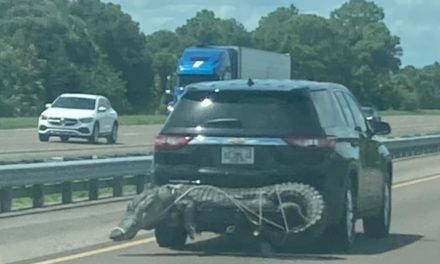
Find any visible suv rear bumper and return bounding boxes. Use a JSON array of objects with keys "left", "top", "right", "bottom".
[{"left": 153, "top": 165, "right": 348, "bottom": 226}]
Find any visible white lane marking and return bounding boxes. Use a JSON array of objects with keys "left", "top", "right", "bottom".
[{"left": 393, "top": 174, "right": 440, "bottom": 189}]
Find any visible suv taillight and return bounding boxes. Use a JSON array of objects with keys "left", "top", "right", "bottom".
[
  {"left": 154, "top": 134, "right": 193, "bottom": 150},
  {"left": 284, "top": 136, "right": 336, "bottom": 148}
]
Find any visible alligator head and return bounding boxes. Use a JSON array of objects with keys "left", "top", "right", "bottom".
[{"left": 110, "top": 185, "right": 175, "bottom": 241}]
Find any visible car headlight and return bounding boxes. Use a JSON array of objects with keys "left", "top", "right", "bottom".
[
  {"left": 79, "top": 118, "right": 94, "bottom": 123},
  {"left": 40, "top": 115, "right": 48, "bottom": 120}
]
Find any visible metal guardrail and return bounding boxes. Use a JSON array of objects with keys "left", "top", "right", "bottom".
[
  {"left": 0, "top": 156, "right": 152, "bottom": 213},
  {"left": 1, "top": 135, "right": 440, "bottom": 213},
  {"left": 382, "top": 135, "right": 440, "bottom": 158}
]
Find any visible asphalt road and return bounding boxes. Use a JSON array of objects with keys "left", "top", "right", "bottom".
[
  {"left": 1, "top": 115, "right": 440, "bottom": 162},
  {"left": 0, "top": 125, "right": 162, "bottom": 161},
  {"left": 1, "top": 155, "right": 440, "bottom": 264},
  {"left": 43, "top": 177, "right": 440, "bottom": 264}
]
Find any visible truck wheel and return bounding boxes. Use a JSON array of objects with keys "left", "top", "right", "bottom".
[
  {"left": 106, "top": 123, "right": 118, "bottom": 144},
  {"left": 88, "top": 123, "right": 99, "bottom": 144},
  {"left": 60, "top": 135, "right": 69, "bottom": 143},
  {"left": 325, "top": 178, "right": 356, "bottom": 251},
  {"left": 39, "top": 134, "right": 49, "bottom": 142},
  {"left": 155, "top": 223, "right": 187, "bottom": 249},
  {"left": 363, "top": 181, "right": 391, "bottom": 238}
]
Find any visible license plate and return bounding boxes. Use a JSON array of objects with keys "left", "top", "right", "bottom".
[
  {"left": 51, "top": 130, "right": 75, "bottom": 135},
  {"left": 221, "top": 147, "right": 254, "bottom": 165}
]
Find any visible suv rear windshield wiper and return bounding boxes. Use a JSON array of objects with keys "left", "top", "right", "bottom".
[{"left": 204, "top": 118, "right": 242, "bottom": 128}]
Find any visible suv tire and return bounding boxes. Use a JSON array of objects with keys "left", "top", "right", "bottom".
[
  {"left": 325, "top": 177, "right": 356, "bottom": 252},
  {"left": 155, "top": 223, "right": 187, "bottom": 249},
  {"left": 106, "top": 123, "right": 118, "bottom": 144},
  {"left": 60, "top": 135, "right": 69, "bottom": 143},
  {"left": 363, "top": 181, "right": 391, "bottom": 238},
  {"left": 39, "top": 134, "right": 49, "bottom": 142},
  {"left": 88, "top": 123, "right": 99, "bottom": 144}
]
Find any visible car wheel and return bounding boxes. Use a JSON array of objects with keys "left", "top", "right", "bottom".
[
  {"left": 39, "top": 134, "right": 49, "bottom": 142},
  {"left": 88, "top": 123, "right": 99, "bottom": 144},
  {"left": 60, "top": 135, "right": 69, "bottom": 143},
  {"left": 106, "top": 123, "right": 118, "bottom": 144},
  {"left": 154, "top": 222, "right": 187, "bottom": 249},
  {"left": 326, "top": 178, "right": 356, "bottom": 251},
  {"left": 363, "top": 180, "right": 391, "bottom": 238}
]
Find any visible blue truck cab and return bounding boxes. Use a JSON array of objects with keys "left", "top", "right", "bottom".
[{"left": 167, "top": 46, "right": 291, "bottom": 111}]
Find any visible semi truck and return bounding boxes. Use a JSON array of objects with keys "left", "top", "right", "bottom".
[{"left": 166, "top": 46, "right": 291, "bottom": 111}]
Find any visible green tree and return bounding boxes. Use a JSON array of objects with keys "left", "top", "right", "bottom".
[
  {"left": 0, "top": 39, "right": 45, "bottom": 116},
  {"left": 176, "top": 9, "right": 251, "bottom": 46},
  {"left": 330, "top": 0, "right": 402, "bottom": 105},
  {"left": 69, "top": 0, "right": 154, "bottom": 112}
]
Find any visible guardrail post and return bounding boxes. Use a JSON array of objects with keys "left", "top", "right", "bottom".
[
  {"left": 136, "top": 175, "right": 146, "bottom": 194},
  {"left": 0, "top": 187, "right": 12, "bottom": 213},
  {"left": 32, "top": 184, "right": 44, "bottom": 208},
  {"left": 113, "top": 176, "right": 123, "bottom": 197},
  {"left": 89, "top": 179, "right": 99, "bottom": 200},
  {"left": 62, "top": 181, "right": 72, "bottom": 204}
]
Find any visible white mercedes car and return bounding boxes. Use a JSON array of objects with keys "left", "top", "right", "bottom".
[{"left": 38, "top": 94, "right": 118, "bottom": 144}]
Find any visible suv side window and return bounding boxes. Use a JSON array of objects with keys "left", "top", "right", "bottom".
[
  {"left": 344, "top": 93, "right": 367, "bottom": 132},
  {"left": 310, "top": 90, "right": 346, "bottom": 128},
  {"left": 335, "top": 91, "right": 355, "bottom": 128}
]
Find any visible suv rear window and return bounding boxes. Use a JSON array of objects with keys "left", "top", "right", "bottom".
[{"left": 163, "top": 90, "right": 322, "bottom": 136}]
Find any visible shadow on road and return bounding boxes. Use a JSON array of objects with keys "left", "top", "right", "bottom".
[
  {"left": 348, "top": 233, "right": 423, "bottom": 255},
  {"left": 49, "top": 139, "right": 123, "bottom": 146},
  {"left": 121, "top": 232, "right": 422, "bottom": 261}
]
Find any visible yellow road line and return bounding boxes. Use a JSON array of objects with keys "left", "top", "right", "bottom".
[
  {"left": 393, "top": 174, "right": 440, "bottom": 189},
  {"left": 33, "top": 237, "right": 156, "bottom": 264},
  {"left": 35, "top": 173, "right": 440, "bottom": 264}
]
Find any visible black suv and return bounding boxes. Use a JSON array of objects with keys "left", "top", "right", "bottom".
[{"left": 153, "top": 79, "right": 392, "bottom": 250}]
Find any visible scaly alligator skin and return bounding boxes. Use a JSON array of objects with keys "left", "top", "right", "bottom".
[{"left": 110, "top": 182, "right": 324, "bottom": 241}]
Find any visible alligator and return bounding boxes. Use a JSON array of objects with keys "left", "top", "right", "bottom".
[{"left": 110, "top": 182, "right": 325, "bottom": 245}]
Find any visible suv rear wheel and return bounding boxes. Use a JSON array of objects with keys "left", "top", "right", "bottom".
[
  {"left": 154, "top": 223, "right": 187, "bottom": 249},
  {"left": 363, "top": 181, "right": 391, "bottom": 238},
  {"left": 325, "top": 177, "right": 356, "bottom": 251}
]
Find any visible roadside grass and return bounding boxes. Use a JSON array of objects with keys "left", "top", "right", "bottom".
[
  {"left": 3, "top": 110, "right": 440, "bottom": 130},
  {"left": 0, "top": 115, "right": 167, "bottom": 130},
  {"left": 380, "top": 109, "right": 440, "bottom": 116},
  {"left": 11, "top": 185, "right": 137, "bottom": 211}
]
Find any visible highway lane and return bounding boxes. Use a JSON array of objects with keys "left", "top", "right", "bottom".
[
  {"left": 1, "top": 115, "right": 440, "bottom": 162},
  {"left": 1, "top": 154, "right": 440, "bottom": 264},
  {"left": 31, "top": 169, "right": 440, "bottom": 264},
  {"left": 0, "top": 125, "right": 162, "bottom": 161}
]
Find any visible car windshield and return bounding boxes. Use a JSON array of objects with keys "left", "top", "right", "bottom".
[
  {"left": 52, "top": 97, "right": 96, "bottom": 110},
  {"left": 164, "top": 89, "right": 321, "bottom": 136},
  {"left": 178, "top": 74, "right": 220, "bottom": 87}
]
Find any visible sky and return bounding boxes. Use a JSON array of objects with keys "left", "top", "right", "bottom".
[{"left": 103, "top": 0, "right": 440, "bottom": 67}]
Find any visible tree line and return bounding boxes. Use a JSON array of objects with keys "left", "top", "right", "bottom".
[{"left": 0, "top": 0, "right": 438, "bottom": 117}]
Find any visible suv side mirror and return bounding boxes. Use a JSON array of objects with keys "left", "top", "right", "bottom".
[
  {"left": 373, "top": 121, "right": 391, "bottom": 135},
  {"left": 45, "top": 103, "right": 52, "bottom": 109},
  {"left": 98, "top": 106, "right": 107, "bottom": 112}
]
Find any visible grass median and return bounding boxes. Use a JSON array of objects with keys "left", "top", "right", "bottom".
[{"left": 0, "top": 115, "right": 167, "bottom": 130}]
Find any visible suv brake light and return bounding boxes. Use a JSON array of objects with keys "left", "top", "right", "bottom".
[
  {"left": 284, "top": 136, "right": 336, "bottom": 148},
  {"left": 155, "top": 134, "right": 193, "bottom": 150}
]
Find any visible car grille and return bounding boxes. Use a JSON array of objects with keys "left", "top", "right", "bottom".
[{"left": 48, "top": 118, "right": 78, "bottom": 126}]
